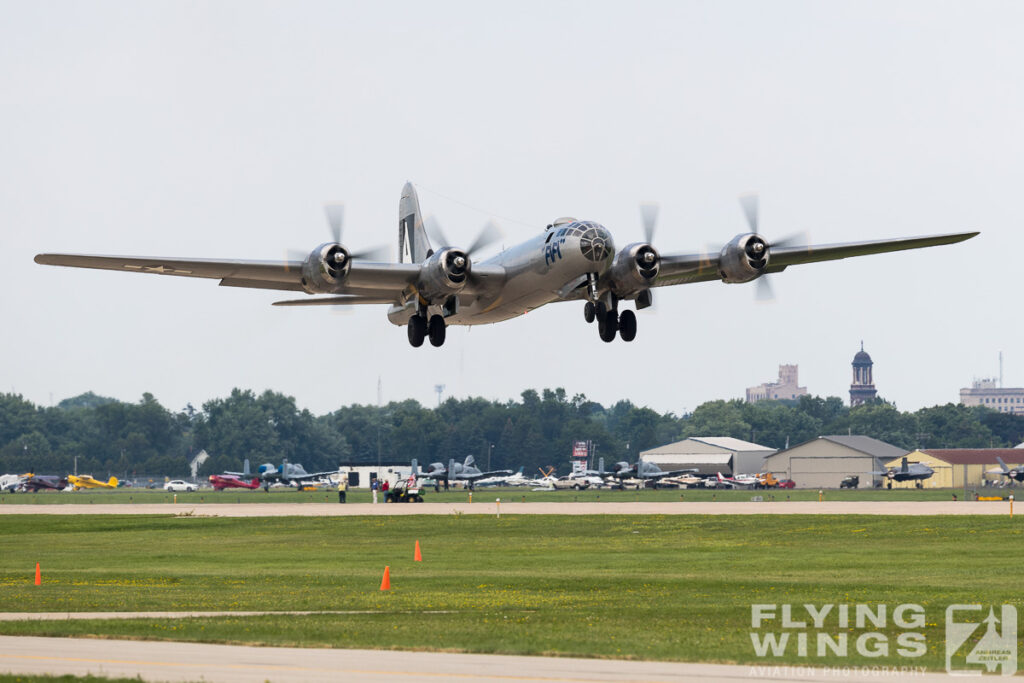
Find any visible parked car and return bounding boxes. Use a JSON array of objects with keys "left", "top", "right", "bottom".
[
  {"left": 777, "top": 479, "right": 797, "bottom": 489},
  {"left": 839, "top": 475, "right": 859, "bottom": 489},
  {"left": 164, "top": 480, "right": 196, "bottom": 492}
]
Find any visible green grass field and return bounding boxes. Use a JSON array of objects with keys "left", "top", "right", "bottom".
[
  {"left": 0, "top": 485, "right": 983, "bottom": 505},
  {"left": 0, "top": 513, "right": 1021, "bottom": 670}
]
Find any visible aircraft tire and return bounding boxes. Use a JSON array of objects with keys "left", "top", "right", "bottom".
[
  {"left": 618, "top": 310, "right": 637, "bottom": 342},
  {"left": 428, "top": 315, "right": 446, "bottom": 347},
  {"left": 408, "top": 315, "right": 427, "bottom": 347},
  {"left": 583, "top": 301, "right": 595, "bottom": 323},
  {"left": 599, "top": 310, "right": 618, "bottom": 342}
]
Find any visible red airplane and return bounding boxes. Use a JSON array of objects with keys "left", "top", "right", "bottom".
[{"left": 209, "top": 474, "right": 260, "bottom": 491}]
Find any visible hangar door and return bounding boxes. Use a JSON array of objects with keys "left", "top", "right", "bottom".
[{"left": 790, "top": 455, "right": 877, "bottom": 488}]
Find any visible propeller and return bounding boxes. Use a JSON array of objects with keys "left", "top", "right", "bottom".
[
  {"left": 425, "top": 215, "right": 504, "bottom": 257},
  {"left": 322, "top": 204, "right": 390, "bottom": 261},
  {"left": 639, "top": 202, "right": 659, "bottom": 243},
  {"left": 736, "top": 193, "right": 811, "bottom": 303},
  {"left": 285, "top": 203, "right": 390, "bottom": 269}
]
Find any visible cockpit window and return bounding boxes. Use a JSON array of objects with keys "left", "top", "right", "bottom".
[{"left": 546, "top": 217, "right": 577, "bottom": 232}]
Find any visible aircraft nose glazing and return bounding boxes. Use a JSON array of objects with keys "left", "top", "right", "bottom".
[{"left": 577, "top": 222, "right": 613, "bottom": 263}]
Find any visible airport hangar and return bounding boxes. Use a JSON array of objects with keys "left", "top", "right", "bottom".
[
  {"left": 761, "top": 435, "right": 907, "bottom": 488},
  {"left": 883, "top": 449, "right": 1024, "bottom": 489},
  {"left": 639, "top": 437, "right": 775, "bottom": 476}
]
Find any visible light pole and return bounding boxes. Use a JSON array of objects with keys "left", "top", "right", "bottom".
[{"left": 488, "top": 443, "right": 494, "bottom": 471}]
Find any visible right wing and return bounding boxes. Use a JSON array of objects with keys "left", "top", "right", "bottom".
[
  {"left": 34, "top": 253, "right": 422, "bottom": 295},
  {"left": 34, "top": 252, "right": 506, "bottom": 306}
]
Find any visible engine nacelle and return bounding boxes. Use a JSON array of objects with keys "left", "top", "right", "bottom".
[
  {"left": 609, "top": 242, "right": 660, "bottom": 298},
  {"left": 301, "top": 242, "right": 351, "bottom": 293},
  {"left": 416, "top": 247, "right": 471, "bottom": 302},
  {"left": 718, "top": 233, "right": 769, "bottom": 283}
]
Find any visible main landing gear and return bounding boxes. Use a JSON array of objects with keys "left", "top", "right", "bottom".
[
  {"left": 407, "top": 314, "right": 447, "bottom": 348},
  {"left": 584, "top": 301, "right": 637, "bottom": 343}
]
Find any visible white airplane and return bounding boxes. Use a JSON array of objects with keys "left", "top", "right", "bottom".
[
  {"left": 35, "top": 183, "right": 978, "bottom": 347},
  {"left": 1, "top": 472, "right": 32, "bottom": 492},
  {"left": 716, "top": 472, "right": 759, "bottom": 489},
  {"left": 474, "top": 467, "right": 530, "bottom": 487}
]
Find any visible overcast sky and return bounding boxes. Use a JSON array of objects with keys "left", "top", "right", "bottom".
[{"left": 1, "top": 1, "right": 1020, "bottom": 421}]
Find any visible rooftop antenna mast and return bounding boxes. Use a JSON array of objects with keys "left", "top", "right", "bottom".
[{"left": 999, "top": 351, "right": 1003, "bottom": 388}]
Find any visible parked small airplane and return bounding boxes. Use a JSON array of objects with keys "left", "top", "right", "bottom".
[
  {"left": 209, "top": 474, "right": 261, "bottom": 491},
  {"left": 656, "top": 473, "right": 705, "bottom": 488},
  {"left": 21, "top": 475, "right": 69, "bottom": 492},
  {"left": 474, "top": 466, "right": 528, "bottom": 487},
  {"left": 415, "top": 455, "right": 512, "bottom": 490},
  {"left": 717, "top": 472, "right": 760, "bottom": 489},
  {"left": 986, "top": 457, "right": 1024, "bottom": 484},
  {"left": 605, "top": 461, "right": 697, "bottom": 485},
  {"left": 872, "top": 457, "right": 934, "bottom": 488},
  {"left": 0, "top": 472, "right": 32, "bottom": 492},
  {"left": 34, "top": 183, "right": 978, "bottom": 347},
  {"left": 227, "top": 460, "right": 337, "bottom": 491},
  {"left": 68, "top": 474, "right": 119, "bottom": 489}
]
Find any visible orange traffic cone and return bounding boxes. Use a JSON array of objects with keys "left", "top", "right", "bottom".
[
  {"left": 34, "top": 563, "right": 41, "bottom": 586},
  {"left": 414, "top": 540, "right": 422, "bottom": 562},
  {"left": 380, "top": 566, "right": 391, "bottom": 591}
]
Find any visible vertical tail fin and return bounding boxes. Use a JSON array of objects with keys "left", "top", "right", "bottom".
[
  {"left": 399, "top": 182, "right": 433, "bottom": 263},
  {"left": 243, "top": 459, "right": 251, "bottom": 476}
]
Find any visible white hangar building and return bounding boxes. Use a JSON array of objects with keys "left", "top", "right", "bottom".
[
  {"left": 761, "top": 435, "right": 908, "bottom": 488},
  {"left": 639, "top": 437, "right": 776, "bottom": 476}
]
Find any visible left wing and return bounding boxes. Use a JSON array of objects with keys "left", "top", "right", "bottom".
[{"left": 652, "top": 231, "right": 978, "bottom": 287}]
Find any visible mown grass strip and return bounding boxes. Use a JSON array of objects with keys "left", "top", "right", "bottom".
[{"left": 0, "top": 514, "right": 1019, "bottom": 668}]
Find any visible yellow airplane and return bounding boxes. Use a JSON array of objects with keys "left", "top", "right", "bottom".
[{"left": 68, "top": 474, "right": 118, "bottom": 490}]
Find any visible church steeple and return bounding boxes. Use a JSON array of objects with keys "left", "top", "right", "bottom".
[{"left": 850, "top": 342, "right": 877, "bottom": 406}]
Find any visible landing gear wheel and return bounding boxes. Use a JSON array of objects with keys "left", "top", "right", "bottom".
[
  {"left": 598, "top": 310, "right": 618, "bottom": 342},
  {"left": 618, "top": 310, "right": 637, "bottom": 342},
  {"left": 428, "top": 315, "right": 446, "bottom": 347},
  {"left": 583, "top": 301, "right": 595, "bottom": 323},
  {"left": 407, "top": 315, "right": 426, "bottom": 347},
  {"left": 595, "top": 301, "right": 608, "bottom": 319}
]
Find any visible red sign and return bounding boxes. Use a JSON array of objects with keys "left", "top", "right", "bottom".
[{"left": 572, "top": 441, "right": 588, "bottom": 460}]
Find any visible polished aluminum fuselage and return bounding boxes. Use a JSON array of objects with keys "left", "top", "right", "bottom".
[{"left": 387, "top": 224, "right": 615, "bottom": 326}]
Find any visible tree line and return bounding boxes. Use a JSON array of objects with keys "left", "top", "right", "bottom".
[{"left": 1, "top": 389, "right": 1022, "bottom": 479}]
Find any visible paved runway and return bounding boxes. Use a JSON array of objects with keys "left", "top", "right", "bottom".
[
  {"left": 0, "top": 635, "right": 960, "bottom": 682},
  {"left": 0, "top": 500, "right": 1015, "bottom": 515}
]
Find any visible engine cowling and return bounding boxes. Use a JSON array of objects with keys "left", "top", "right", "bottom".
[
  {"left": 718, "top": 233, "right": 769, "bottom": 283},
  {"left": 416, "top": 247, "right": 471, "bottom": 302},
  {"left": 301, "top": 242, "right": 351, "bottom": 293},
  {"left": 609, "top": 242, "right": 660, "bottom": 298}
]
